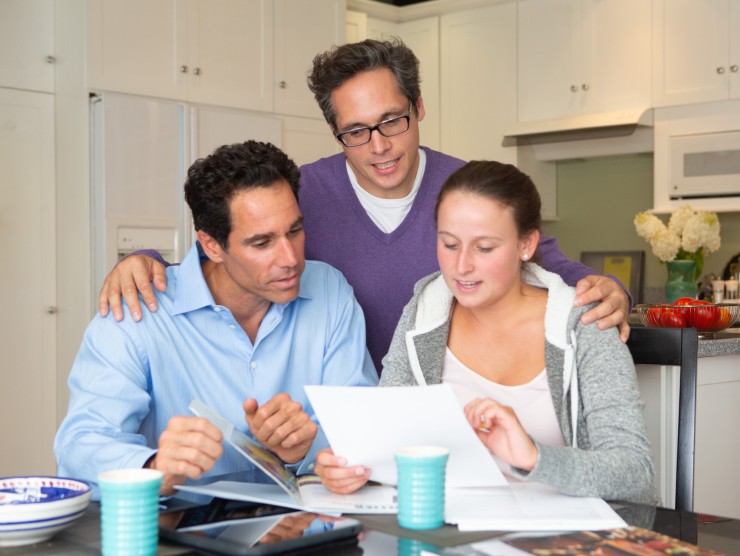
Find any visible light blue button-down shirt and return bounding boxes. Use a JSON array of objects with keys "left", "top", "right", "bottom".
[{"left": 55, "top": 243, "right": 377, "bottom": 494}]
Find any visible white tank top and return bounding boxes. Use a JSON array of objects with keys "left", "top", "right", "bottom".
[{"left": 442, "top": 347, "right": 565, "bottom": 475}]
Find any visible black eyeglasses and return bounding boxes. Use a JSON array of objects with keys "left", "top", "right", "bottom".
[{"left": 334, "top": 106, "right": 412, "bottom": 147}]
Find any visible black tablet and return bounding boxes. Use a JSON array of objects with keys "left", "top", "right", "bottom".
[{"left": 159, "top": 497, "right": 363, "bottom": 555}]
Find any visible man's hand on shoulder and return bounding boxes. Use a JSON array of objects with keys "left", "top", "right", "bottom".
[
  {"left": 243, "top": 394, "right": 318, "bottom": 464},
  {"left": 149, "top": 415, "right": 224, "bottom": 496},
  {"left": 98, "top": 254, "right": 168, "bottom": 322},
  {"left": 574, "top": 275, "right": 631, "bottom": 343}
]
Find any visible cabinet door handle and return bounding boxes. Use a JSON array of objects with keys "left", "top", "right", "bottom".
[
  {"left": 279, "top": 81, "right": 287, "bottom": 89},
  {"left": 731, "top": 65, "right": 739, "bottom": 73},
  {"left": 570, "top": 84, "right": 577, "bottom": 92},
  {"left": 193, "top": 67, "right": 201, "bottom": 76},
  {"left": 581, "top": 83, "right": 589, "bottom": 91},
  {"left": 47, "top": 306, "right": 58, "bottom": 314},
  {"left": 179, "top": 65, "right": 189, "bottom": 73},
  {"left": 44, "top": 55, "right": 56, "bottom": 64},
  {"left": 717, "top": 66, "right": 725, "bottom": 74}
]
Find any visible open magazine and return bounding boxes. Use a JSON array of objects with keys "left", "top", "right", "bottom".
[
  {"left": 175, "top": 400, "right": 397, "bottom": 515},
  {"left": 471, "top": 526, "right": 725, "bottom": 555}
]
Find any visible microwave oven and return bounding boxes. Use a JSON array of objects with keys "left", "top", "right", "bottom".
[{"left": 669, "top": 130, "right": 740, "bottom": 199}]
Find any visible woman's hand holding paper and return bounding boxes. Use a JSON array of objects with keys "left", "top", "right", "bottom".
[{"left": 465, "top": 397, "right": 539, "bottom": 472}]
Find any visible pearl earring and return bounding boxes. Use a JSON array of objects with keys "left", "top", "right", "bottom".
[{"left": 522, "top": 253, "right": 529, "bottom": 261}]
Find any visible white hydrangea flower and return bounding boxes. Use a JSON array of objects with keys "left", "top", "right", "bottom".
[
  {"left": 667, "top": 205, "right": 695, "bottom": 236},
  {"left": 682, "top": 212, "right": 721, "bottom": 253},
  {"left": 634, "top": 204, "right": 721, "bottom": 264},
  {"left": 634, "top": 212, "right": 665, "bottom": 241},
  {"left": 650, "top": 228, "right": 680, "bottom": 261}
]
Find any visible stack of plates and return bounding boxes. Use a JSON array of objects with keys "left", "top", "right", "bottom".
[{"left": 0, "top": 476, "right": 92, "bottom": 547}]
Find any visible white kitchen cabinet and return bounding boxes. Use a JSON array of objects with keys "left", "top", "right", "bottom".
[
  {"left": 0, "top": 87, "right": 57, "bottom": 475},
  {"left": 517, "top": 0, "right": 651, "bottom": 122},
  {"left": 694, "top": 355, "right": 740, "bottom": 520},
  {"left": 636, "top": 350, "right": 740, "bottom": 519},
  {"left": 281, "top": 115, "right": 341, "bottom": 166},
  {"left": 88, "top": 0, "right": 183, "bottom": 101},
  {"left": 185, "top": 0, "right": 274, "bottom": 111},
  {"left": 89, "top": 0, "right": 346, "bottom": 116},
  {"left": 653, "top": 0, "right": 740, "bottom": 107},
  {"left": 367, "top": 15, "right": 399, "bottom": 42},
  {"left": 274, "top": 0, "right": 345, "bottom": 119},
  {"left": 89, "top": 0, "right": 274, "bottom": 111},
  {"left": 440, "top": 3, "right": 517, "bottom": 164},
  {"left": 346, "top": 10, "right": 368, "bottom": 44},
  {"left": 0, "top": 0, "right": 55, "bottom": 93}
]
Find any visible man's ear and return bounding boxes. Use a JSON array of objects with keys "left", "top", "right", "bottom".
[
  {"left": 415, "top": 95, "right": 426, "bottom": 123},
  {"left": 197, "top": 230, "right": 225, "bottom": 263}
]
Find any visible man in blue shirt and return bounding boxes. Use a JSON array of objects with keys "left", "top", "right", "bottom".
[{"left": 54, "top": 141, "right": 378, "bottom": 496}]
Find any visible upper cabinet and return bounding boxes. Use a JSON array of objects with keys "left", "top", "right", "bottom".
[
  {"left": 0, "top": 0, "right": 55, "bottom": 93},
  {"left": 88, "top": 0, "right": 345, "bottom": 117},
  {"left": 88, "top": 0, "right": 273, "bottom": 111},
  {"left": 440, "top": 3, "right": 517, "bottom": 164},
  {"left": 274, "top": 0, "right": 345, "bottom": 119},
  {"left": 184, "top": 0, "right": 274, "bottom": 111},
  {"left": 517, "top": 0, "right": 651, "bottom": 122},
  {"left": 653, "top": 0, "right": 740, "bottom": 107}
]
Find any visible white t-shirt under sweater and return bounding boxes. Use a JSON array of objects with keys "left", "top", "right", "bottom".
[
  {"left": 347, "top": 149, "right": 427, "bottom": 233},
  {"left": 442, "top": 347, "right": 565, "bottom": 476}
]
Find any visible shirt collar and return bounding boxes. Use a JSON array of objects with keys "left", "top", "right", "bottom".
[{"left": 172, "top": 242, "right": 313, "bottom": 316}]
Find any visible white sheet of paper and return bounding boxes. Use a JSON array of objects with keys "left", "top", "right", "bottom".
[
  {"left": 304, "top": 383, "right": 506, "bottom": 488},
  {"left": 446, "top": 483, "right": 627, "bottom": 532}
]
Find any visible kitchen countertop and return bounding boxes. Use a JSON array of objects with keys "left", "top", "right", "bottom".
[
  {"left": 629, "top": 323, "right": 740, "bottom": 358},
  {"left": 695, "top": 327, "right": 740, "bottom": 357}
]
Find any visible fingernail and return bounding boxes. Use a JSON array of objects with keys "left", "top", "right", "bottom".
[
  {"left": 355, "top": 467, "right": 366, "bottom": 476},
  {"left": 132, "top": 312, "right": 141, "bottom": 321},
  {"left": 148, "top": 303, "right": 157, "bottom": 311},
  {"left": 338, "top": 458, "right": 347, "bottom": 466}
]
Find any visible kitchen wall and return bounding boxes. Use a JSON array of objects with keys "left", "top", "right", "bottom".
[{"left": 541, "top": 154, "right": 740, "bottom": 297}]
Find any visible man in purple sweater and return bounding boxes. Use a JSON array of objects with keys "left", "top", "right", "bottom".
[{"left": 99, "top": 39, "right": 630, "bottom": 373}]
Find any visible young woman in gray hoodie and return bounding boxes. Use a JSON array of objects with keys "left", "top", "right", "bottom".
[{"left": 316, "top": 160, "right": 657, "bottom": 505}]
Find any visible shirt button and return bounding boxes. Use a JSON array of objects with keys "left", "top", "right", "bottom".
[
  {"left": 250, "top": 361, "right": 257, "bottom": 368},
  {"left": 308, "top": 463, "right": 315, "bottom": 471},
  {"left": 213, "top": 307, "right": 221, "bottom": 312},
  {"left": 230, "top": 324, "right": 236, "bottom": 330}
]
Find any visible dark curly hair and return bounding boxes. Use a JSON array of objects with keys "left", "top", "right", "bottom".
[
  {"left": 184, "top": 141, "right": 300, "bottom": 249},
  {"left": 435, "top": 161, "right": 542, "bottom": 260},
  {"left": 307, "top": 38, "right": 421, "bottom": 130}
]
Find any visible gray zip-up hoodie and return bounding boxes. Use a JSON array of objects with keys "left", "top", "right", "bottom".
[{"left": 380, "top": 264, "right": 658, "bottom": 505}]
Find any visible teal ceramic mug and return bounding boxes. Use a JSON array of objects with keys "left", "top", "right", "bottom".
[
  {"left": 98, "top": 468, "right": 163, "bottom": 556},
  {"left": 394, "top": 446, "right": 449, "bottom": 530}
]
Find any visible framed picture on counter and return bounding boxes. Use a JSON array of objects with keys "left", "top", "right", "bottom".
[{"left": 580, "top": 251, "right": 645, "bottom": 304}]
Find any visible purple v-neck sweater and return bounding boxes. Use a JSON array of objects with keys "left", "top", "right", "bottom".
[
  {"left": 298, "top": 147, "right": 597, "bottom": 373},
  {"left": 299, "top": 147, "right": 461, "bottom": 372}
]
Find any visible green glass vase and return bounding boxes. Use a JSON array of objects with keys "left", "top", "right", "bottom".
[{"left": 665, "top": 260, "right": 698, "bottom": 303}]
